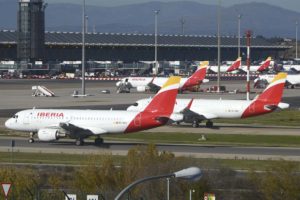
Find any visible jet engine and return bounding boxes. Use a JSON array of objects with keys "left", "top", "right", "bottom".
[
  {"left": 37, "top": 128, "right": 65, "bottom": 141},
  {"left": 136, "top": 86, "right": 147, "bottom": 92}
]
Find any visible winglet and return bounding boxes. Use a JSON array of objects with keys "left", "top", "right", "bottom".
[{"left": 186, "top": 98, "right": 194, "bottom": 110}]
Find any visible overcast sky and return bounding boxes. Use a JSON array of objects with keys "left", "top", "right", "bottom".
[{"left": 47, "top": 0, "right": 300, "bottom": 12}]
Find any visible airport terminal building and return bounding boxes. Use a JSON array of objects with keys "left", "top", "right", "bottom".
[
  {"left": 0, "top": 30, "right": 290, "bottom": 62},
  {"left": 0, "top": 0, "right": 292, "bottom": 74}
]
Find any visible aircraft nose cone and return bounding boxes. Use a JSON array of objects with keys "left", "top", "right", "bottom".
[{"left": 5, "top": 118, "right": 12, "bottom": 129}]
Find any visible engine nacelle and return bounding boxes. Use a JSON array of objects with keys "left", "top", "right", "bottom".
[
  {"left": 136, "top": 86, "right": 147, "bottom": 92},
  {"left": 38, "top": 128, "right": 62, "bottom": 141},
  {"left": 170, "top": 113, "right": 184, "bottom": 122}
]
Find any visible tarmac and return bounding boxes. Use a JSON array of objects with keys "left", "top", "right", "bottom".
[{"left": 0, "top": 78, "right": 299, "bottom": 160}]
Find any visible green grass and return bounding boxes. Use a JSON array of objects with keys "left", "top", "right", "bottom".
[
  {"left": 214, "top": 109, "right": 300, "bottom": 126},
  {"left": 0, "top": 152, "right": 124, "bottom": 165},
  {"left": 103, "top": 132, "right": 300, "bottom": 147},
  {"left": 1, "top": 152, "right": 300, "bottom": 171}
]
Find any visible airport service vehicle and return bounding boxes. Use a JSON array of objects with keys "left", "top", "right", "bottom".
[
  {"left": 240, "top": 57, "right": 272, "bottom": 73},
  {"left": 5, "top": 77, "right": 181, "bottom": 146},
  {"left": 255, "top": 73, "right": 300, "bottom": 89},
  {"left": 116, "top": 61, "right": 209, "bottom": 93},
  {"left": 208, "top": 57, "right": 241, "bottom": 73},
  {"left": 127, "top": 73, "right": 289, "bottom": 128}
]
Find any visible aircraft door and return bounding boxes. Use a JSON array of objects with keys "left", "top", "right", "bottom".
[
  {"left": 23, "top": 112, "right": 31, "bottom": 125},
  {"left": 134, "top": 113, "right": 141, "bottom": 127}
]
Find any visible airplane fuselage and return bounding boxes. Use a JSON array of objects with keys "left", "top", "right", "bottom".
[{"left": 5, "top": 109, "right": 165, "bottom": 134}]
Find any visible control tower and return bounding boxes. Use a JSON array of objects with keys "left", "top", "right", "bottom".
[{"left": 17, "top": 0, "right": 46, "bottom": 64}]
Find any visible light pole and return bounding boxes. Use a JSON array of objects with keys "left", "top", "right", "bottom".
[
  {"left": 180, "top": 16, "right": 186, "bottom": 35},
  {"left": 189, "top": 189, "right": 195, "bottom": 200},
  {"left": 85, "top": 15, "right": 89, "bottom": 33},
  {"left": 114, "top": 167, "right": 202, "bottom": 200},
  {"left": 217, "top": 0, "right": 221, "bottom": 93},
  {"left": 167, "top": 177, "right": 170, "bottom": 200},
  {"left": 296, "top": 20, "right": 298, "bottom": 59},
  {"left": 238, "top": 14, "right": 242, "bottom": 58},
  {"left": 154, "top": 10, "right": 160, "bottom": 75},
  {"left": 81, "top": 0, "right": 86, "bottom": 95}
]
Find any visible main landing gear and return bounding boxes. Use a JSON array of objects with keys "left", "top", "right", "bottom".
[
  {"left": 192, "top": 120, "right": 200, "bottom": 128},
  {"left": 95, "top": 137, "right": 104, "bottom": 146},
  {"left": 206, "top": 120, "right": 214, "bottom": 128},
  {"left": 191, "top": 120, "right": 214, "bottom": 128},
  {"left": 29, "top": 132, "right": 35, "bottom": 143},
  {"left": 75, "top": 138, "right": 84, "bottom": 146},
  {"left": 75, "top": 137, "right": 104, "bottom": 146}
]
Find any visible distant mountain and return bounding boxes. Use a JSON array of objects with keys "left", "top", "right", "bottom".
[{"left": 1, "top": 0, "right": 300, "bottom": 38}]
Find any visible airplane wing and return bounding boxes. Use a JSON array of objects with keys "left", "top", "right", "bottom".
[
  {"left": 182, "top": 108, "right": 217, "bottom": 121},
  {"left": 59, "top": 122, "right": 107, "bottom": 138},
  {"left": 147, "top": 77, "right": 162, "bottom": 92}
]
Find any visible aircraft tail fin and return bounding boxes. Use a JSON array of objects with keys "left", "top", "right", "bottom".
[
  {"left": 143, "top": 76, "right": 181, "bottom": 115},
  {"left": 190, "top": 61, "right": 209, "bottom": 81},
  {"left": 226, "top": 57, "right": 241, "bottom": 72},
  {"left": 256, "top": 72, "right": 287, "bottom": 104},
  {"left": 257, "top": 57, "right": 271, "bottom": 72}
]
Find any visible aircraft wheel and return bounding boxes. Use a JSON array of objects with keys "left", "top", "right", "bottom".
[
  {"left": 206, "top": 121, "right": 213, "bottom": 128},
  {"left": 192, "top": 120, "right": 199, "bottom": 128},
  {"left": 176, "top": 122, "right": 181, "bottom": 125},
  {"left": 95, "top": 137, "right": 104, "bottom": 145},
  {"left": 75, "top": 139, "right": 84, "bottom": 146},
  {"left": 29, "top": 138, "right": 35, "bottom": 143}
]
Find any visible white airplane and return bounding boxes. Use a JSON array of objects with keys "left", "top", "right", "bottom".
[
  {"left": 281, "top": 59, "right": 300, "bottom": 72},
  {"left": 116, "top": 61, "right": 209, "bottom": 93},
  {"left": 240, "top": 57, "right": 272, "bottom": 73},
  {"left": 255, "top": 73, "right": 300, "bottom": 89},
  {"left": 127, "top": 73, "right": 289, "bottom": 128},
  {"left": 5, "top": 77, "right": 181, "bottom": 146},
  {"left": 208, "top": 57, "right": 241, "bottom": 73}
]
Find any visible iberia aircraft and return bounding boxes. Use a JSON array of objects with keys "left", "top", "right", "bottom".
[
  {"left": 5, "top": 77, "right": 181, "bottom": 146},
  {"left": 116, "top": 61, "right": 209, "bottom": 93},
  {"left": 240, "top": 57, "right": 272, "bottom": 73},
  {"left": 127, "top": 73, "right": 289, "bottom": 128},
  {"left": 255, "top": 72, "right": 300, "bottom": 89},
  {"left": 208, "top": 57, "right": 242, "bottom": 73}
]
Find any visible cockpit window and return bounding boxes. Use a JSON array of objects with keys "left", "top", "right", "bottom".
[
  {"left": 133, "top": 103, "right": 138, "bottom": 106},
  {"left": 13, "top": 115, "right": 18, "bottom": 118}
]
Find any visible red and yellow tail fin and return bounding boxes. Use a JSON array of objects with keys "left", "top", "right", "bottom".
[
  {"left": 189, "top": 61, "right": 208, "bottom": 81},
  {"left": 143, "top": 76, "right": 181, "bottom": 115},
  {"left": 227, "top": 57, "right": 241, "bottom": 72},
  {"left": 257, "top": 56, "right": 271, "bottom": 72},
  {"left": 256, "top": 72, "right": 287, "bottom": 104}
]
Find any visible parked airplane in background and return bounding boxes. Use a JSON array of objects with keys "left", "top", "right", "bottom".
[
  {"left": 5, "top": 77, "right": 181, "bottom": 145},
  {"left": 208, "top": 57, "right": 241, "bottom": 73},
  {"left": 116, "top": 61, "right": 209, "bottom": 93},
  {"left": 255, "top": 73, "right": 300, "bottom": 89},
  {"left": 127, "top": 73, "right": 288, "bottom": 128},
  {"left": 240, "top": 57, "right": 272, "bottom": 73},
  {"left": 281, "top": 59, "right": 300, "bottom": 72}
]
